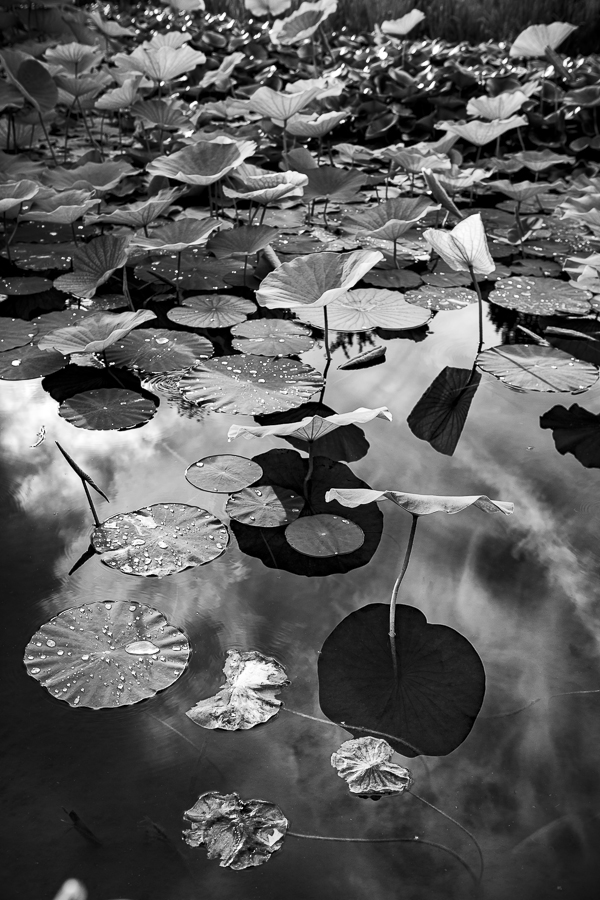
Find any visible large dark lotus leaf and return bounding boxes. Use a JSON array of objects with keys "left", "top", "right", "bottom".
[
  {"left": 0, "top": 276, "right": 53, "bottom": 295},
  {"left": 255, "top": 401, "right": 370, "bottom": 463},
  {"left": 59, "top": 388, "right": 158, "bottom": 430},
  {"left": 42, "top": 365, "right": 145, "bottom": 403},
  {"left": 231, "top": 320, "right": 313, "bottom": 356},
  {"left": 180, "top": 355, "right": 322, "bottom": 415},
  {"left": 186, "top": 455, "right": 263, "bottom": 493},
  {"left": 408, "top": 366, "right": 481, "bottom": 456},
  {"left": 8, "top": 243, "right": 73, "bottom": 271},
  {"left": 0, "top": 317, "right": 38, "bottom": 350},
  {"left": 540, "top": 404, "right": 600, "bottom": 468},
  {"left": 227, "top": 485, "right": 304, "bottom": 527},
  {"left": 318, "top": 603, "right": 486, "bottom": 757},
  {"left": 0, "top": 344, "right": 67, "bottom": 380},
  {"left": 230, "top": 449, "right": 383, "bottom": 576},
  {"left": 285, "top": 513, "right": 364, "bottom": 557},
  {"left": 136, "top": 252, "right": 247, "bottom": 291},
  {"left": 104, "top": 328, "right": 213, "bottom": 373},
  {"left": 489, "top": 277, "right": 592, "bottom": 316},
  {"left": 362, "top": 269, "right": 422, "bottom": 290},
  {"left": 405, "top": 286, "right": 477, "bottom": 311},
  {"left": 23, "top": 600, "right": 190, "bottom": 709},
  {"left": 167, "top": 294, "right": 256, "bottom": 329},
  {"left": 477, "top": 345, "right": 599, "bottom": 393},
  {"left": 92, "top": 503, "right": 230, "bottom": 576}
]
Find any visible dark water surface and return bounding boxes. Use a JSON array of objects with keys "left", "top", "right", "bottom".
[{"left": 3, "top": 303, "right": 600, "bottom": 900}]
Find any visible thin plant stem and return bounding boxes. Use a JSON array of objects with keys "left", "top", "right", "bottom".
[
  {"left": 323, "top": 305, "right": 331, "bottom": 363},
  {"left": 82, "top": 479, "right": 100, "bottom": 526},
  {"left": 302, "top": 442, "right": 314, "bottom": 499},
  {"left": 122, "top": 266, "right": 135, "bottom": 312},
  {"left": 468, "top": 265, "right": 485, "bottom": 354},
  {"left": 482, "top": 688, "right": 600, "bottom": 719},
  {"left": 389, "top": 514, "right": 418, "bottom": 676},
  {"left": 37, "top": 111, "right": 58, "bottom": 165},
  {"left": 410, "top": 791, "right": 483, "bottom": 882}
]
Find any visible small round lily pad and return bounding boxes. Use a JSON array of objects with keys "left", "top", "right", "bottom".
[
  {"left": 23, "top": 600, "right": 190, "bottom": 709},
  {"left": 0, "top": 276, "right": 53, "bottom": 295},
  {"left": 185, "top": 455, "right": 263, "bottom": 493},
  {"left": 92, "top": 502, "right": 230, "bottom": 576},
  {"left": 104, "top": 328, "right": 213, "bottom": 372},
  {"left": 285, "top": 513, "right": 364, "bottom": 557},
  {"left": 167, "top": 294, "right": 256, "bottom": 329},
  {"left": 58, "top": 388, "right": 158, "bottom": 430},
  {"left": 226, "top": 485, "right": 304, "bottom": 527},
  {"left": 231, "top": 320, "right": 314, "bottom": 356}
]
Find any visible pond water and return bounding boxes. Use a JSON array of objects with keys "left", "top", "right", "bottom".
[{"left": 3, "top": 299, "right": 600, "bottom": 900}]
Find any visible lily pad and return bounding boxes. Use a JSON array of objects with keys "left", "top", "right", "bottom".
[
  {"left": 226, "top": 485, "right": 304, "bottom": 527},
  {"left": 58, "top": 389, "right": 158, "bottom": 430},
  {"left": 540, "top": 404, "right": 600, "bottom": 469},
  {"left": 167, "top": 294, "right": 255, "bottom": 329},
  {"left": 362, "top": 269, "right": 423, "bottom": 290},
  {"left": 0, "top": 317, "right": 38, "bottom": 350},
  {"left": 23, "top": 600, "right": 190, "bottom": 709},
  {"left": 404, "top": 286, "right": 477, "bottom": 311},
  {"left": 231, "top": 320, "right": 313, "bottom": 356},
  {"left": 294, "top": 289, "right": 432, "bottom": 332},
  {"left": 318, "top": 603, "right": 486, "bottom": 757},
  {"left": 104, "top": 328, "right": 213, "bottom": 373},
  {"left": 476, "top": 345, "right": 599, "bottom": 393},
  {"left": 180, "top": 355, "right": 323, "bottom": 415},
  {"left": 92, "top": 503, "right": 230, "bottom": 576},
  {"left": 331, "top": 736, "right": 414, "bottom": 798},
  {"left": 489, "top": 277, "right": 592, "bottom": 315},
  {"left": 285, "top": 513, "right": 364, "bottom": 557},
  {"left": 39, "top": 310, "right": 156, "bottom": 354},
  {"left": 185, "top": 455, "right": 263, "bottom": 493},
  {"left": 137, "top": 253, "right": 247, "bottom": 291},
  {"left": 0, "top": 276, "right": 53, "bottom": 295},
  {"left": 186, "top": 649, "right": 289, "bottom": 730},
  {"left": 182, "top": 791, "right": 287, "bottom": 870},
  {"left": 0, "top": 344, "right": 67, "bottom": 380},
  {"left": 6, "top": 243, "right": 73, "bottom": 271}
]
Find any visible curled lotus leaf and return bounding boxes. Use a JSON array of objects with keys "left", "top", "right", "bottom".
[
  {"left": 23, "top": 600, "right": 190, "bottom": 709},
  {"left": 423, "top": 214, "right": 494, "bottom": 276},
  {"left": 186, "top": 649, "right": 289, "bottom": 730},
  {"left": 39, "top": 310, "right": 157, "bottom": 354},
  {"left": 58, "top": 388, "right": 158, "bottom": 431},
  {"left": 285, "top": 513, "right": 364, "bottom": 557},
  {"left": 146, "top": 139, "right": 256, "bottom": 186},
  {"left": 331, "top": 737, "right": 414, "bottom": 799},
  {"left": 325, "top": 488, "right": 514, "bottom": 516},
  {"left": 228, "top": 406, "right": 392, "bottom": 442},
  {"left": 182, "top": 791, "right": 288, "bottom": 869}
]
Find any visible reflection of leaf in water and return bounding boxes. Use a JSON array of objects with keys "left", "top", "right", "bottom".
[
  {"left": 24, "top": 600, "right": 190, "bottom": 708},
  {"left": 540, "top": 404, "right": 600, "bottom": 468},
  {"left": 186, "top": 649, "right": 289, "bottom": 730},
  {"left": 331, "top": 736, "right": 413, "bottom": 799},
  {"left": 318, "top": 604, "right": 486, "bottom": 757},
  {"left": 182, "top": 791, "right": 287, "bottom": 869},
  {"left": 408, "top": 366, "right": 481, "bottom": 456}
]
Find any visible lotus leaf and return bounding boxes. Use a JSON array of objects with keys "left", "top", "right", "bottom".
[
  {"left": 207, "top": 225, "right": 279, "bottom": 259},
  {"left": 186, "top": 455, "right": 263, "bottom": 493},
  {"left": 318, "top": 604, "right": 486, "bottom": 756},
  {"left": 228, "top": 406, "right": 391, "bottom": 442},
  {"left": 180, "top": 355, "right": 323, "bottom": 415},
  {"left": 0, "top": 318, "right": 38, "bottom": 351},
  {"left": 408, "top": 367, "right": 481, "bottom": 456},
  {"left": 303, "top": 166, "right": 366, "bottom": 203},
  {"left": 294, "top": 289, "right": 432, "bottom": 331},
  {"left": 113, "top": 43, "right": 206, "bottom": 82},
  {"left": 182, "top": 791, "right": 287, "bottom": 869},
  {"left": 381, "top": 10, "right": 425, "bottom": 36},
  {"left": 423, "top": 214, "right": 495, "bottom": 276},
  {"left": 540, "top": 404, "right": 600, "bottom": 468},
  {"left": 92, "top": 503, "right": 230, "bottom": 576},
  {"left": 167, "top": 294, "right": 255, "bottom": 329},
  {"left": 252, "top": 402, "right": 370, "bottom": 462},
  {"left": 104, "top": 328, "right": 213, "bottom": 373},
  {"left": 231, "top": 320, "right": 313, "bottom": 356},
  {"left": 285, "top": 111, "right": 347, "bottom": 138},
  {"left": 510, "top": 22, "right": 577, "bottom": 58},
  {"left": 23, "top": 600, "right": 189, "bottom": 709},
  {"left": 467, "top": 91, "right": 529, "bottom": 120},
  {"left": 285, "top": 513, "right": 364, "bottom": 557},
  {"left": 0, "top": 52, "right": 57, "bottom": 113},
  {"left": 186, "top": 649, "right": 289, "bottom": 730},
  {"left": 0, "top": 344, "right": 67, "bottom": 381},
  {"left": 489, "top": 276, "right": 591, "bottom": 315},
  {"left": 227, "top": 485, "right": 304, "bottom": 527},
  {"left": 405, "top": 286, "right": 476, "bottom": 311},
  {"left": 85, "top": 189, "right": 182, "bottom": 228},
  {"left": 476, "top": 345, "right": 599, "bottom": 393},
  {"left": 247, "top": 85, "right": 321, "bottom": 121},
  {"left": 331, "top": 737, "right": 414, "bottom": 798},
  {"left": 146, "top": 139, "right": 256, "bottom": 186},
  {"left": 58, "top": 388, "right": 158, "bottom": 431},
  {"left": 53, "top": 235, "right": 133, "bottom": 299},
  {"left": 0, "top": 179, "right": 39, "bottom": 214},
  {"left": 131, "top": 218, "right": 220, "bottom": 252},
  {"left": 325, "top": 488, "right": 514, "bottom": 516},
  {"left": 39, "top": 310, "right": 156, "bottom": 354}
]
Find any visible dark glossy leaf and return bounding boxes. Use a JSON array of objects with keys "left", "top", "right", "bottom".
[
  {"left": 0, "top": 317, "right": 38, "bottom": 350},
  {"left": 254, "top": 402, "right": 370, "bottom": 463},
  {"left": 318, "top": 603, "right": 486, "bottom": 757},
  {"left": 59, "top": 389, "right": 158, "bottom": 430},
  {"left": 408, "top": 366, "right": 481, "bottom": 456},
  {"left": 0, "top": 344, "right": 67, "bottom": 380},
  {"left": 226, "top": 485, "right": 304, "bottom": 527},
  {"left": 540, "top": 404, "right": 600, "bottom": 468},
  {"left": 185, "top": 455, "right": 263, "bottom": 493},
  {"left": 489, "top": 276, "right": 592, "bottom": 315},
  {"left": 0, "top": 276, "right": 53, "bottom": 295},
  {"left": 285, "top": 513, "right": 364, "bottom": 557},
  {"left": 104, "top": 328, "right": 213, "bottom": 373}
]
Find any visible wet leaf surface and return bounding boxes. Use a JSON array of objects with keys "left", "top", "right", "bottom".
[
  {"left": 58, "top": 388, "right": 158, "bottom": 430},
  {"left": 476, "top": 345, "right": 599, "bottom": 393},
  {"left": 185, "top": 455, "right": 263, "bottom": 493},
  {"left": 227, "top": 484, "right": 305, "bottom": 527}
]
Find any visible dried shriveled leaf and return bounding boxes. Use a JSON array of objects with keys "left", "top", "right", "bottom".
[
  {"left": 146, "top": 139, "right": 256, "bottom": 186},
  {"left": 510, "top": 22, "right": 577, "bottom": 57},
  {"left": 104, "top": 328, "right": 213, "bottom": 373},
  {"left": 325, "top": 488, "right": 514, "bottom": 516},
  {"left": 186, "top": 649, "right": 289, "bottom": 730},
  {"left": 0, "top": 345, "right": 67, "bottom": 381},
  {"left": 331, "top": 737, "right": 413, "bottom": 798},
  {"left": 0, "top": 318, "right": 38, "bottom": 351},
  {"left": 489, "top": 276, "right": 591, "bottom": 316}
]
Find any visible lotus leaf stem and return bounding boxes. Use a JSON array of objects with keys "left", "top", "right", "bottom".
[
  {"left": 468, "top": 265, "right": 485, "bottom": 354},
  {"left": 409, "top": 790, "right": 483, "bottom": 883},
  {"left": 37, "top": 112, "right": 58, "bottom": 166},
  {"left": 389, "top": 513, "right": 419, "bottom": 676}
]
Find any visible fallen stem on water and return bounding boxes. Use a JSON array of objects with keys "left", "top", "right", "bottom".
[{"left": 410, "top": 790, "right": 483, "bottom": 882}]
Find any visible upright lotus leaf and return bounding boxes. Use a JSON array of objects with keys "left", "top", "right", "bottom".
[
  {"left": 346, "top": 196, "right": 434, "bottom": 242},
  {"left": 0, "top": 179, "right": 39, "bottom": 214},
  {"left": 285, "top": 513, "right": 364, "bottom": 557},
  {"left": 325, "top": 488, "right": 514, "bottom": 516},
  {"left": 113, "top": 43, "right": 206, "bottom": 82},
  {"left": 43, "top": 161, "right": 137, "bottom": 192},
  {"left": 476, "top": 345, "right": 599, "bottom": 393},
  {"left": 104, "top": 329, "right": 213, "bottom": 373},
  {"left": 408, "top": 367, "right": 481, "bottom": 456},
  {"left": 331, "top": 737, "right": 414, "bottom": 798},
  {"left": 540, "top": 404, "right": 600, "bottom": 468},
  {"left": 183, "top": 791, "right": 287, "bottom": 869},
  {"left": 146, "top": 139, "right": 257, "bottom": 186},
  {"left": 186, "top": 649, "right": 289, "bottom": 730},
  {"left": 131, "top": 218, "right": 220, "bottom": 252},
  {"left": 489, "top": 277, "right": 591, "bottom": 316},
  {"left": 0, "top": 51, "right": 58, "bottom": 113},
  {"left": 207, "top": 225, "right": 279, "bottom": 259},
  {"left": 92, "top": 503, "right": 230, "bottom": 576},
  {"left": 22, "top": 189, "right": 100, "bottom": 225},
  {"left": 467, "top": 91, "right": 529, "bottom": 120},
  {"left": 423, "top": 214, "right": 495, "bottom": 277},
  {"left": 131, "top": 99, "right": 193, "bottom": 131},
  {"left": 53, "top": 234, "right": 133, "bottom": 300},
  {"left": 257, "top": 250, "right": 383, "bottom": 310},
  {"left": 196, "top": 51, "right": 245, "bottom": 91},
  {"left": 228, "top": 406, "right": 392, "bottom": 442},
  {"left": 512, "top": 149, "right": 573, "bottom": 172},
  {"left": 381, "top": 10, "right": 426, "bottom": 36},
  {"left": 39, "top": 310, "right": 156, "bottom": 354},
  {"left": 285, "top": 111, "right": 346, "bottom": 138},
  {"left": 270, "top": 0, "right": 337, "bottom": 46},
  {"left": 294, "top": 289, "right": 432, "bottom": 332},
  {"left": 45, "top": 43, "right": 103, "bottom": 76},
  {"left": 510, "top": 22, "right": 577, "bottom": 57},
  {"left": 318, "top": 604, "right": 486, "bottom": 757},
  {"left": 85, "top": 189, "right": 182, "bottom": 228},
  {"left": 23, "top": 600, "right": 190, "bottom": 709},
  {"left": 253, "top": 402, "right": 370, "bottom": 463},
  {"left": 248, "top": 85, "right": 322, "bottom": 122},
  {"left": 303, "top": 167, "right": 366, "bottom": 203},
  {"left": 437, "top": 116, "right": 527, "bottom": 146}
]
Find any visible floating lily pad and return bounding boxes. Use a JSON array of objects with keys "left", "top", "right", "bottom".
[
  {"left": 331, "top": 736, "right": 414, "bottom": 798},
  {"left": 285, "top": 513, "right": 364, "bottom": 557},
  {"left": 226, "top": 485, "right": 304, "bottom": 527},
  {"left": 42, "top": 365, "right": 145, "bottom": 403},
  {"left": 231, "top": 320, "right": 313, "bottom": 356},
  {"left": 0, "top": 344, "right": 67, "bottom": 380},
  {"left": 167, "top": 294, "right": 256, "bottom": 329},
  {"left": 186, "top": 649, "right": 289, "bottom": 730},
  {"left": 59, "top": 389, "right": 158, "bottom": 430},
  {"left": 404, "top": 285, "right": 477, "bottom": 311},
  {"left": 182, "top": 791, "right": 287, "bottom": 870},
  {"left": 104, "top": 328, "right": 213, "bottom": 373},
  {"left": 540, "top": 404, "right": 600, "bottom": 468},
  {"left": 362, "top": 269, "right": 422, "bottom": 289},
  {"left": 7, "top": 243, "right": 73, "bottom": 271},
  {"left": 180, "top": 355, "right": 323, "bottom": 415},
  {"left": 32, "top": 309, "right": 89, "bottom": 340},
  {"left": 421, "top": 271, "right": 472, "bottom": 288},
  {"left": 318, "top": 603, "right": 486, "bottom": 757},
  {"left": 92, "top": 503, "right": 229, "bottom": 576},
  {"left": 476, "top": 345, "right": 599, "bottom": 393},
  {"left": 489, "top": 276, "right": 592, "bottom": 315},
  {"left": 0, "top": 276, "right": 53, "bottom": 295},
  {"left": 185, "top": 455, "right": 263, "bottom": 493},
  {"left": 136, "top": 253, "right": 247, "bottom": 291},
  {"left": 0, "top": 318, "right": 38, "bottom": 350},
  {"left": 294, "top": 289, "right": 432, "bottom": 332},
  {"left": 23, "top": 600, "right": 190, "bottom": 709}
]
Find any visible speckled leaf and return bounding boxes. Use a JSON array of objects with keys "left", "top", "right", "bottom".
[
  {"left": 285, "top": 513, "right": 364, "bottom": 557},
  {"left": 489, "top": 276, "right": 592, "bottom": 315},
  {"left": 167, "top": 294, "right": 255, "bottom": 329},
  {"left": 231, "top": 320, "right": 313, "bottom": 356},
  {"left": 92, "top": 503, "right": 230, "bottom": 576},
  {"left": 23, "top": 600, "right": 189, "bottom": 709},
  {"left": 294, "top": 289, "right": 432, "bottom": 332},
  {"left": 59, "top": 389, "right": 158, "bottom": 430},
  {"left": 0, "top": 344, "right": 67, "bottom": 380},
  {"left": 476, "top": 345, "right": 599, "bottom": 393},
  {"left": 0, "top": 276, "right": 53, "bottom": 295},
  {"left": 331, "top": 736, "right": 414, "bottom": 798},
  {"left": 104, "top": 328, "right": 213, "bottom": 372},
  {"left": 405, "top": 285, "right": 477, "bottom": 311},
  {"left": 186, "top": 455, "right": 263, "bottom": 493},
  {"left": 0, "top": 318, "right": 38, "bottom": 350},
  {"left": 226, "top": 485, "right": 304, "bottom": 527}
]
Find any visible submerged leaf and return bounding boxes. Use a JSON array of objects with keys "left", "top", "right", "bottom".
[
  {"left": 331, "top": 737, "right": 414, "bottom": 798},
  {"left": 186, "top": 649, "right": 289, "bottom": 730}
]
